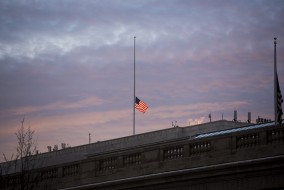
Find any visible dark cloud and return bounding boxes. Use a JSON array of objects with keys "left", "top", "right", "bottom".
[{"left": 1, "top": 0, "right": 284, "bottom": 161}]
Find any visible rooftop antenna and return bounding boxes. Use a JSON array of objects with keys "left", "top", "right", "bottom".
[
  {"left": 247, "top": 112, "right": 251, "bottom": 123},
  {"left": 222, "top": 112, "right": 224, "bottom": 120},
  {"left": 53, "top": 145, "right": 58, "bottom": 151},
  {"left": 233, "top": 110, "right": 237, "bottom": 122},
  {"left": 61, "top": 143, "right": 66, "bottom": 149},
  {"left": 47, "top": 146, "right": 51, "bottom": 152},
  {"left": 89, "top": 133, "right": 91, "bottom": 144},
  {"left": 172, "top": 121, "right": 178, "bottom": 127}
]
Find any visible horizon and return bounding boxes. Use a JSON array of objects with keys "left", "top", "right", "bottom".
[{"left": 1, "top": 119, "right": 259, "bottom": 164}]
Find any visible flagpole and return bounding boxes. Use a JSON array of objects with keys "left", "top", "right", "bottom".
[
  {"left": 274, "top": 37, "right": 277, "bottom": 125},
  {"left": 133, "top": 36, "right": 136, "bottom": 135}
]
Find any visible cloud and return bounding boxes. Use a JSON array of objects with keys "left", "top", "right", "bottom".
[
  {"left": 187, "top": 117, "right": 206, "bottom": 126},
  {"left": 1, "top": 96, "right": 105, "bottom": 116},
  {"left": 1, "top": 0, "right": 284, "bottom": 162}
]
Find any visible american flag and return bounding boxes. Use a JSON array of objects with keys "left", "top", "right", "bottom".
[
  {"left": 135, "top": 97, "right": 148, "bottom": 113},
  {"left": 276, "top": 73, "right": 283, "bottom": 124}
]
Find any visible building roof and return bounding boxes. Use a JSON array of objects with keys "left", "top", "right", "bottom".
[
  {"left": 194, "top": 121, "right": 277, "bottom": 139},
  {"left": 2, "top": 120, "right": 276, "bottom": 173}
]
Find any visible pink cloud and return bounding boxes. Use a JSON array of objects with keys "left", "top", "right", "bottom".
[{"left": 1, "top": 96, "right": 105, "bottom": 116}]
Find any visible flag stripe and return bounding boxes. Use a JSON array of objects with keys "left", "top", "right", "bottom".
[
  {"left": 276, "top": 72, "right": 283, "bottom": 124},
  {"left": 135, "top": 97, "right": 148, "bottom": 113}
]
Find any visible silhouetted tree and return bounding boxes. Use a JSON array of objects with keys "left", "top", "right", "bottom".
[{"left": 1, "top": 118, "right": 39, "bottom": 190}]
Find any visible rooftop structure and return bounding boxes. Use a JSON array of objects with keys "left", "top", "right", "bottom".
[{"left": 2, "top": 120, "right": 250, "bottom": 170}]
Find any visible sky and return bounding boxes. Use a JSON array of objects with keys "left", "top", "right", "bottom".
[{"left": 1, "top": 0, "right": 284, "bottom": 161}]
